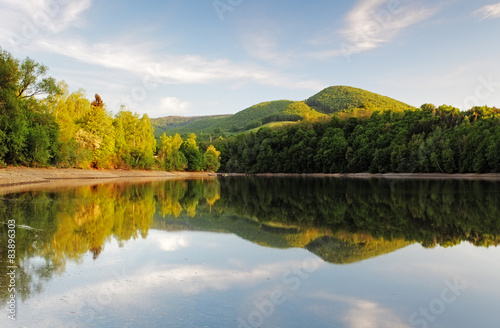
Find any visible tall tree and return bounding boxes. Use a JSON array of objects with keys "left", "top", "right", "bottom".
[
  {"left": 114, "top": 109, "right": 156, "bottom": 169},
  {"left": 159, "top": 133, "right": 186, "bottom": 171},
  {"left": 77, "top": 94, "right": 115, "bottom": 168},
  {"left": 16, "top": 57, "right": 59, "bottom": 99},
  {"left": 0, "top": 49, "right": 60, "bottom": 166},
  {"left": 180, "top": 133, "right": 202, "bottom": 171},
  {"left": 202, "top": 145, "right": 221, "bottom": 172}
]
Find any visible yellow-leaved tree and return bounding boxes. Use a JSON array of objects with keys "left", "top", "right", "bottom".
[
  {"left": 114, "top": 109, "right": 156, "bottom": 169},
  {"left": 202, "top": 145, "right": 221, "bottom": 172}
]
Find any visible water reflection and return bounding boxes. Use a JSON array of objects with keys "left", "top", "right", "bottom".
[{"left": 1, "top": 177, "right": 499, "bottom": 304}]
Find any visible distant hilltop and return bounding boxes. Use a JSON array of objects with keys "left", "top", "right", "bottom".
[{"left": 151, "top": 86, "right": 415, "bottom": 138}]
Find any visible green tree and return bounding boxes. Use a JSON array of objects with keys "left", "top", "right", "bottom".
[
  {"left": 114, "top": 110, "right": 156, "bottom": 169},
  {"left": 43, "top": 82, "right": 91, "bottom": 166},
  {"left": 16, "top": 57, "right": 60, "bottom": 99},
  {"left": 180, "top": 133, "right": 202, "bottom": 171},
  {"left": 202, "top": 145, "right": 221, "bottom": 172},
  {"left": 0, "top": 49, "right": 60, "bottom": 166},
  {"left": 159, "top": 133, "right": 187, "bottom": 171},
  {"left": 78, "top": 94, "right": 115, "bottom": 168}
]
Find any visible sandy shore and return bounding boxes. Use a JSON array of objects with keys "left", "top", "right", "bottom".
[{"left": 0, "top": 167, "right": 215, "bottom": 194}]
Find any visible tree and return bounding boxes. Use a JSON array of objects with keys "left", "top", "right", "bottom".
[
  {"left": 0, "top": 49, "right": 60, "bottom": 166},
  {"left": 0, "top": 49, "right": 19, "bottom": 96},
  {"left": 16, "top": 57, "right": 60, "bottom": 99},
  {"left": 159, "top": 133, "right": 187, "bottom": 171},
  {"left": 43, "top": 82, "right": 91, "bottom": 166},
  {"left": 180, "top": 133, "right": 202, "bottom": 171},
  {"left": 203, "top": 145, "right": 221, "bottom": 172},
  {"left": 114, "top": 110, "right": 156, "bottom": 169},
  {"left": 78, "top": 94, "right": 115, "bottom": 168}
]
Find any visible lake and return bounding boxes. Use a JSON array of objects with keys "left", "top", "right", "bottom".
[{"left": 1, "top": 176, "right": 500, "bottom": 328}]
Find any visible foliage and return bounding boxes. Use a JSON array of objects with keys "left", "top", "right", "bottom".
[
  {"left": 77, "top": 94, "right": 116, "bottom": 168},
  {"left": 203, "top": 145, "right": 221, "bottom": 172},
  {"left": 150, "top": 87, "right": 414, "bottom": 142},
  {"left": 306, "top": 85, "right": 414, "bottom": 114},
  {"left": 152, "top": 115, "right": 230, "bottom": 139},
  {"left": 0, "top": 49, "right": 218, "bottom": 172},
  {"left": 158, "top": 133, "right": 187, "bottom": 171},
  {"left": 180, "top": 133, "right": 203, "bottom": 171},
  {"left": 150, "top": 100, "right": 322, "bottom": 140},
  {"left": 216, "top": 105, "right": 500, "bottom": 174},
  {"left": 114, "top": 110, "right": 156, "bottom": 169},
  {"left": 0, "top": 49, "right": 60, "bottom": 166},
  {"left": 16, "top": 57, "right": 60, "bottom": 99},
  {"left": 158, "top": 132, "right": 221, "bottom": 172}
]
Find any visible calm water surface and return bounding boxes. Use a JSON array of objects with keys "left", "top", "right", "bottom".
[{"left": 1, "top": 177, "right": 500, "bottom": 328}]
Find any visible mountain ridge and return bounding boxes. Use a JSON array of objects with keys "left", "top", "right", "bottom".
[{"left": 151, "top": 86, "right": 414, "bottom": 138}]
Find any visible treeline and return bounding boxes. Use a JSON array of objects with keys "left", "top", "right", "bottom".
[
  {"left": 0, "top": 49, "right": 220, "bottom": 171},
  {"left": 216, "top": 105, "right": 500, "bottom": 173}
]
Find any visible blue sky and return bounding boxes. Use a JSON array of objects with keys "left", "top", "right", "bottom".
[{"left": 1, "top": 0, "right": 500, "bottom": 118}]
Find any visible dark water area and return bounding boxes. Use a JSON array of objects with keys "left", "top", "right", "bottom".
[{"left": 1, "top": 177, "right": 499, "bottom": 327}]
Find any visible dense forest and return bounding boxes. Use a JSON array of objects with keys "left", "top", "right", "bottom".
[
  {"left": 0, "top": 49, "right": 220, "bottom": 171},
  {"left": 215, "top": 105, "right": 500, "bottom": 173}
]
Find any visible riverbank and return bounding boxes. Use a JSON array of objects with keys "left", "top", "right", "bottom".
[
  {"left": 0, "top": 167, "right": 215, "bottom": 194},
  {"left": 219, "top": 172, "right": 500, "bottom": 180}
]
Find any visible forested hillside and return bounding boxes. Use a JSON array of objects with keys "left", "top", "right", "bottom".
[
  {"left": 215, "top": 105, "right": 500, "bottom": 174},
  {"left": 151, "top": 115, "right": 230, "bottom": 139},
  {"left": 151, "top": 100, "right": 327, "bottom": 138},
  {"left": 151, "top": 86, "right": 413, "bottom": 139},
  {"left": 306, "top": 85, "right": 415, "bottom": 114}
]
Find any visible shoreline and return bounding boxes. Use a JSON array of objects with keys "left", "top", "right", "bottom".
[
  {"left": 218, "top": 172, "right": 500, "bottom": 181},
  {"left": 0, "top": 167, "right": 216, "bottom": 194},
  {"left": 1, "top": 167, "right": 500, "bottom": 194}
]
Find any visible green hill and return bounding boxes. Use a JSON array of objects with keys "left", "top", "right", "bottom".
[
  {"left": 151, "top": 86, "right": 413, "bottom": 138},
  {"left": 151, "top": 100, "right": 324, "bottom": 137},
  {"left": 306, "top": 85, "right": 415, "bottom": 114},
  {"left": 151, "top": 115, "right": 230, "bottom": 139}
]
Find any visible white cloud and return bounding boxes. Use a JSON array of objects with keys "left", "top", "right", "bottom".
[
  {"left": 26, "top": 37, "right": 324, "bottom": 91},
  {"left": 342, "top": 0, "right": 438, "bottom": 54},
  {"left": 241, "top": 27, "right": 296, "bottom": 66},
  {"left": 308, "top": 292, "right": 412, "bottom": 328},
  {"left": 310, "top": 0, "right": 440, "bottom": 59},
  {"left": 58, "top": 0, "right": 93, "bottom": 30},
  {"left": 0, "top": 0, "right": 92, "bottom": 48},
  {"left": 474, "top": 2, "right": 500, "bottom": 20},
  {"left": 158, "top": 97, "right": 192, "bottom": 116},
  {"left": 244, "top": 34, "right": 283, "bottom": 64}
]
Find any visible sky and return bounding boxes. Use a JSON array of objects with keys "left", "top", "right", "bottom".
[{"left": 1, "top": 0, "right": 500, "bottom": 118}]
